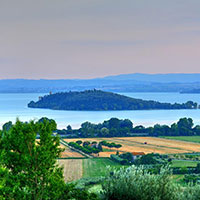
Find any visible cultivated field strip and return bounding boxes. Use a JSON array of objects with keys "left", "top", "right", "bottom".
[
  {"left": 60, "top": 143, "right": 84, "bottom": 158},
  {"left": 58, "top": 159, "right": 83, "bottom": 182},
  {"left": 64, "top": 137, "right": 200, "bottom": 155}
]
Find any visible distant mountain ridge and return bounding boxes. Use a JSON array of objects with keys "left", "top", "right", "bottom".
[
  {"left": 104, "top": 73, "right": 200, "bottom": 83},
  {"left": 1, "top": 73, "right": 200, "bottom": 93}
]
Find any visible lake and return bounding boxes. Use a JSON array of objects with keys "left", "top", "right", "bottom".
[{"left": 0, "top": 92, "right": 200, "bottom": 129}]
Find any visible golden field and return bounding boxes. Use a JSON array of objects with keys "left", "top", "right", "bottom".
[
  {"left": 58, "top": 159, "right": 83, "bottom": 182},
  {"left": 60, "top": 144, "right": 84, "bottom": 158},
  {"left": 63, "top": 137, "right": 200, "bottom": 156}
]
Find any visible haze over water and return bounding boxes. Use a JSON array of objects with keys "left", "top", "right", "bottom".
[{"left": 1, "top": 92, "right": 200, "bottom": 129}]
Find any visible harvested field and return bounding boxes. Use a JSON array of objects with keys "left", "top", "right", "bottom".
[
  {"left": 60, "top": 146, "right": 84, "bottom": 158},
  {"left": 64, "top": 137, "right": 200, "bottom": 155},
  {"left": 58, "top": 159, "right": 83, "bottom": 182}
]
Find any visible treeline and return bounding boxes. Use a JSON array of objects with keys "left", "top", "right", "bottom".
[
  {"left": 68, "top": 140, "right": 122, "bottom": 155},
  {"left": 28, "top": 89, "right": 198, "bottom": 111},
  {"left": 68, "top": 142, "right": 100, "bottom": 154},
  {"left": 111, "top": 152, "right": 167, "bottom": 166},
  {"left": 57, "top": 117, "right": 200, "bottom": 138},
  {"left": 3, "top": 117, "right": 200, "bottom": 138}
]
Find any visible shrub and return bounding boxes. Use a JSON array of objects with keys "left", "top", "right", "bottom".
[
  {"left": 184, "top": 174, "right": 200, "bottom": 184},
  {"left": 61, "top": 183, "right": 99, "bottom": 200},
  {"left": 110, "top": 154, "right": 124, "bottom": 164},
  {"left": 73, "top": 177, "right": 105, "bottom": 190}
]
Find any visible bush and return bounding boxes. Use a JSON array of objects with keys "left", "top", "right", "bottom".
[
  {"left": 110, "top": 154, "right": 125, "bottom": 165},
  {"left": 184, "top": 174, "right": 200, "bottom": 184},
  {"left": 61, "top": 183, "right": 99, "bottom": 200},
  {"left": 73, "top": 177, "right": 105, "bottom": 190}
]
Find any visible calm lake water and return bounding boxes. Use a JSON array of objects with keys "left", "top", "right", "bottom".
[{"left": 1, "top": 92, "right": 200, "bottom": 129}]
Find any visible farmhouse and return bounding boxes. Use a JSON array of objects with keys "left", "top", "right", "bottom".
[{"left": 131, "top": 152, "right": 145, "bottom": 160}]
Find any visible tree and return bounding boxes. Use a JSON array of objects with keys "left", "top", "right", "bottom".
[
  {"left": 196, "top": 163, "right": 200, "bottom": 173},
  {"left": 108, "top": 118, "right": 120, "bottom": 129},
  {"left": 83, "top": 141, "right": 90, "bottom": 146},
  {"left": 115, "top": 144, "right": 122, "bottom": 149},
  {"left": 0, "top": 119, "right": 65, "bottom": 200},
  {"left": 177, "top": 118, "right": 194, "bottom": 136},
  {"left": 101, "top": 127, "right": 109, "bottom": 137},
  {"left": 171, "top": 123, "right": 179, "bottom": 136},
  {"left": 66, "top": 125, "right": 73, "bottom": 134},
  {"left": 193, "top": 125, "right": 200, "bottom": 135},
  {"left": 97, "top": 143, "right": 103, "bottom": 151},
  {"left": 76, "top": 140, "right": 82, "bottom": 145},
  {"left": 120, "top": 119, "right": 133, "bottom": 129},
  {"left": 136, "top": 153, "right": 158, "bottom": 165}
]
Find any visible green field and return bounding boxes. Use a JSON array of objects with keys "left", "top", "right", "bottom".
[
  {"left": 163, "top": 136, "right": 200, "bottom": 143},
  {"left": 83, "top": 158, "right": 122, "bottom": 178},
  {"left": 171, "top": 160, "right": 199, "bottom": 167}
]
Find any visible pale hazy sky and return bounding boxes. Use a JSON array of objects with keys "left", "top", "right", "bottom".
[{"left": 0, "top": 0, "right": 200, "bottom": 79}]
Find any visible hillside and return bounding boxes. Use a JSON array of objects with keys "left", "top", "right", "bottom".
[{"left": 28, "top": 90, "right": 198, "bottom": 111}]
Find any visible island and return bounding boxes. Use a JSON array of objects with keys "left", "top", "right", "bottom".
[{"left": 27, "top": 90, "right": 198, "bottom": 111}]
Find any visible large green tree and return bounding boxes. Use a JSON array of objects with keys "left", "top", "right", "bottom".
[{"left": 0, "top": 119, "right": 65, "bottom": 200}]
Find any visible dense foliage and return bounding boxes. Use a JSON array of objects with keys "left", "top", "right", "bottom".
[
  {"left": 57, "top": 117, "right": 200, "bottom": 138},
  {"left": 99, "top": 141, "right": 122, "bottom": 149},
  {"left": 0, "top": 119, "right": 99, "bottom": 200},
  {"left": 111, "top": 152, "right": 166, "bottom": 166},
  {"left": 102, "top": 166, "right": 200, "bottom": 200},
  {"left": 0, "top": 119, "right": 65, "bottom": 199},
  {"left": 28, "top": 90, "right": 198, "bottom": 111}
]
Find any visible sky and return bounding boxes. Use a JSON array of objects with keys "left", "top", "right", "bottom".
[{"left": 0, "top": 0, "right": 200, "bottom": 79}]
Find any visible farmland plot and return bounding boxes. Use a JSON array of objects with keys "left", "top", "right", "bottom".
[
  {"left": 64, "top": 137, "right": 200, "bottom": 155},
  {"left": 61, "top": 146, "right": 84, "bottom": 158},
  {"left": 60, "top": 144, "right": 84, "bottom": 158},
  {"left": 58, "top": 159, "right": 83, "bottom": 182}
]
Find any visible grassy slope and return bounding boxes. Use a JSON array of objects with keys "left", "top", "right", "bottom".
[
  {"left": 82, "top": 158, "right": 122, "bottom": 178},
  {"left": 171, "top": 160, "right": 199, "bottom": 167},
  {"left": 163, "top": 136, "right": 200, "bottom": 143}
]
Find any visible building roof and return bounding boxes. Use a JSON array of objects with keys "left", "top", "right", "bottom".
[{"left": 131, "top": 152, "right": 145, "bottom": 156}]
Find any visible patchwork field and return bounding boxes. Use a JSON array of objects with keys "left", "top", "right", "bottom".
[
  {"left": 64, "top": 137, "right": 200, "bottom": 155},
  {"left": 59, "top": 137, "right": 200, "bottom": 181},
  {"left": 58, "top": 158, "right": 122, "bottom": 181}
]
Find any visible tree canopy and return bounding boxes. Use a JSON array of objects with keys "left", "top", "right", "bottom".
[{"left": 0, "top": 119, "right": 65, "bottom": 199}]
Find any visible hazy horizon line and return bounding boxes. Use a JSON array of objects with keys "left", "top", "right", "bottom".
[{"left": 1, "top": 72, "right": 200, "bottom": 81}]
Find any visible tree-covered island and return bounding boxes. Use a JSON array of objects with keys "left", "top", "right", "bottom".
[{"left": 28, "top": 90, "right": 198, "bottom": 111}]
